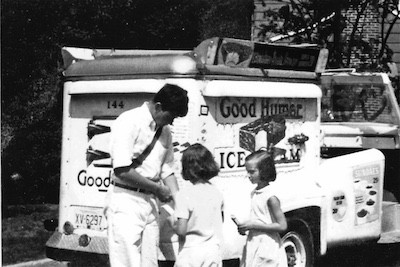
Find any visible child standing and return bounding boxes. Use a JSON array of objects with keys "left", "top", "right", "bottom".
[
  {"left": 173, "top": 143, "right": 224, "bottom": 267},
  {"left": 236, "top": 150, "right": 288, "bottom": 267}
]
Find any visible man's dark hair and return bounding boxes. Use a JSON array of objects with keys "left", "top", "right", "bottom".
[{"left": 153, "top": 83, "right": 189, "bottom": 117}]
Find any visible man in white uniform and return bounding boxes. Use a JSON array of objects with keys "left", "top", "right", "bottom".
[{"left": 106, "top": 84, "right": 189, "bottom": 267}]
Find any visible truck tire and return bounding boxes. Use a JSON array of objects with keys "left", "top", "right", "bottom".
[{"left": 282, "top": 226, "right": 314, "bottom": 267}]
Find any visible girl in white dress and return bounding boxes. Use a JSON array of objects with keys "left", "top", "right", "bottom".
[
  {"left": 172, "top": 143, "right": 224, "bottom": 267},
  {"left": 237, "top": 150, "right": 288, "bottom": 267}
]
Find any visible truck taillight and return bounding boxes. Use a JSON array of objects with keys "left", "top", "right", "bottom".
[
  {"left": 78, "top": 234, "right": 91, "bottom": 247},
  {"left": 63, "top": 221, "right": 74, "bottom": 235}
]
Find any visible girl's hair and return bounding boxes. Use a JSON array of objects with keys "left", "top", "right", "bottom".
[
  {"left": 181, "top": 143, "right": 219, "bottom": 182},
  {"left": 245, "top": 150, "right": 276, "bottom": 182}
]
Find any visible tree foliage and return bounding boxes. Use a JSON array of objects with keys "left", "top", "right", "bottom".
[
  {"left": 256, "top": 0, "right": 399, "bottom": 70},
  {"left": 2, "top": 0, "right": 398, "bottom": 205},
  {"left": 1, "top": 0, "right": 253, "bottom": 204}
]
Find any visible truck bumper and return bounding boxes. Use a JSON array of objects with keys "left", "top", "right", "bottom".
[{"left": 46, "top": 231, "right": 108, "bottom": 261}]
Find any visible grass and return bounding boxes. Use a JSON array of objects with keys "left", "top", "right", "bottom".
[{"left": 2, "top": 204, "right": 59, "bottom": 265}]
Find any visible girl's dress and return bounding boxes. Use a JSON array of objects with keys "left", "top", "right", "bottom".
[
  {"left": 174, "top": 182, "right": 224, "bottom": 267},
  {"left": 240, "top": 184, "right": 287, "bottom": 267}
]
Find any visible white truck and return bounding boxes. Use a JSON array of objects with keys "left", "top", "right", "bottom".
[
  {"left": 45, "top": 37, "right": 400, "bottom": 267},
  {"left": 320, "top": 71, "right": 400, "bottom": 204}
]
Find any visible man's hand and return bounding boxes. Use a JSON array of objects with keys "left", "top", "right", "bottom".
[{"left": 156, "top": 184, "right": 173, "bottom": 202}]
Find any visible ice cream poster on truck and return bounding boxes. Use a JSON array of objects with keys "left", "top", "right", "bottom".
[
  {"left": 353, "top": 164, "right": 381, "bottom": 225},
  {"left": 208, "top": 96, "right": 317, "bottom": 175}
]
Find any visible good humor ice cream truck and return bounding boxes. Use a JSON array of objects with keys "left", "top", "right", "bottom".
[
  {"left": 45, "top": 37, "right": 399, "bottom": 267},
  {"left": 320, "top": 70, "right": 400, "bottom": 203}
]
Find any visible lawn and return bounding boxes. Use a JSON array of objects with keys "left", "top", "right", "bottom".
[{"left": 2, "top": 204, "right": 59, "bottom": 265}]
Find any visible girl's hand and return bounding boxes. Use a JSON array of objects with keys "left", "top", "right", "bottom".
[
  {"left": 238, "top": 228, "right": 247, "bottom": 235},
  {"left": 231, "top": 216, "right": 248, "bottom": 235},
  {"left": 237, "top": 220, "right": 252, "bottom": 235},
  {"left": 166, "top": 214, "right": 177, "bottom": 229}
]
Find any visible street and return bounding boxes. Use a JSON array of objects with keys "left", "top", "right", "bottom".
[
  {"left": 316, "top": 242, "right": 400, "bottom": 267},
  {"left": 7, "top": 242, "right": 400, "bottom": 267}
]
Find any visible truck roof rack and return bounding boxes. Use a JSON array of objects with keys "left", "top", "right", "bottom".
[
  {"left": 61, "top": 47, "right": 190, "bottom": 69},
  {"left": 62, "top": 37, "right": 328, "bottom": 81},
  {"left": 324, "top": 68, "right": 357, "bottom": 73}
]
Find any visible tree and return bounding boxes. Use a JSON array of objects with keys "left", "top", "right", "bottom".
[
  {"left": 342, "top": 0, "right": 399, "bottom": 70},
  {"left": 376, "top": 0, "right": 399, "bottom": 60},
  {"left": 254, "top": 0, "right": 399, "bottom": 70},
  {"left": 1, "top": 0, "right": 254, "bottom": 204},
  {"left": 199, "top": 0, "right": 254, "bottom": 40}
]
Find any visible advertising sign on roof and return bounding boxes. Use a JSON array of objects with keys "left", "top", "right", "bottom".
[
  {"left": 194, "top": 37, "right": 327, "bottom": 73},
  {"left": 249, "top": 43, "right": 321, "bottom": 72}
]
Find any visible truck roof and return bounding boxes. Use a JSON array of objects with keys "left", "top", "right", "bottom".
[
  {"left": 66, "top": 78, "right": 322, "bottom": 98},
  {"left": 62, "top": 37, "right": 327, "bottom": 83}
]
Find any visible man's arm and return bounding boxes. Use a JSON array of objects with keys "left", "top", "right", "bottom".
[
  {"left": 115, "top": 166, "right": 172, "bottom": 202},
  {"left": 159, "top": 132, "right": 179, "bottom": 201}
]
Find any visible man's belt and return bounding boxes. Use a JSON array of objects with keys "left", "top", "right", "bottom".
[{"left": 111, "top": 181, "right": 151, "bottom": 194}]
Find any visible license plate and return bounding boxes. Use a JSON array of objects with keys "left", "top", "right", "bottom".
[{"left": 72, "top": 206, "right": 107, "bottom": 231}]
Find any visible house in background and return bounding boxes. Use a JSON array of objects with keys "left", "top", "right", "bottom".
[{"left": 251, "top": 0, "right": 400, "bottom": 74}]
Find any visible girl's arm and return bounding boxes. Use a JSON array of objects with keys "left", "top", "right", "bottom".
[
  {"left": 238, "top": 196, "right": 287, "bottom": 234},
  {"left": 267, "top": 196, "right": 287, "bottom": 233},
  {"left": 175, "top": 218, "right": 188, "bottom": 237},
  {"left": 175, "top": 217, "right": 188, "bottom": 251}
]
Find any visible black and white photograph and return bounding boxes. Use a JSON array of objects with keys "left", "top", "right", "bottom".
[{"left": 2, "top": 1, "right": 400, "bottom": 266}]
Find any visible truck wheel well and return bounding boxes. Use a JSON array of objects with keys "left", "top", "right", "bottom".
[{"left": 284, "top": 206, "right": 321, "bottom": 257}]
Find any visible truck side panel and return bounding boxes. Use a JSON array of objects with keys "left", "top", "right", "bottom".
[{"left": 318, "top": 149, "right": 385, "bottom": 247}]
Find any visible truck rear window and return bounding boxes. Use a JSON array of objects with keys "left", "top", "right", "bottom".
[{"left": 321, "top": 83, "right": 396, "bottom": 124}]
